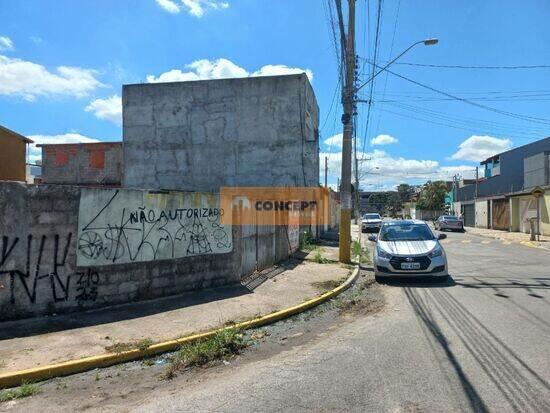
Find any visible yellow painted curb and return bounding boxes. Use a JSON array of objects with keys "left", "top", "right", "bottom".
[
  {"left": 0, "top": 266, "right": 360, "bottom": 389},
  {"left": 520, "top": 241, "right": 537, "bottom": 248}
]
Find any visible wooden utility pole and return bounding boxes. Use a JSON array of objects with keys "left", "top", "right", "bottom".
[{"left": 335, "top": 0, "right": 355, "bottom": 263}]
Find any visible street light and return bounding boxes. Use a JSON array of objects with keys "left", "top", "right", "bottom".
[{"left": 355, "top": 38, "right": 439, "bottom": 93}]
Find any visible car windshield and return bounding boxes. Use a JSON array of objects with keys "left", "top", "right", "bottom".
[
  {"left": 443, "top": 216, "right": 458, "bottom": 221},
  {"left": 363, "top": 214, "right": 380, "bottom": 220},
  {"left": 379, "top": 223, "right": 435, "bottom": 241}
]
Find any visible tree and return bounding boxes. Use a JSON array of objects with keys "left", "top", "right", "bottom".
[
  {"left": 416, "top": 181, "right": 447, "bottom": 210},
  {"left": 396, "top": 183, "right": 415, "bottom": 203}
]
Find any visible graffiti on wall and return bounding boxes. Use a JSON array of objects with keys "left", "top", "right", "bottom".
[
  {"left": 76, "top": 188, "right": 232, "bottom": 266},
  {"left": 0, "top": 234, "right": 98, "bottom": 305}
]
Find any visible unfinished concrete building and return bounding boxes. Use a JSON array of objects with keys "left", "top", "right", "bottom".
[{"left": 122, "top": 74, "right": 319, "bottom": 191}]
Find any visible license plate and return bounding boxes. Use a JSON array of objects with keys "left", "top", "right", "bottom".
[{"left": 401, "top": 262, "right": 421, "bottom": 270}]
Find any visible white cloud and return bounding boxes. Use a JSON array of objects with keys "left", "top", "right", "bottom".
[
  {"left": 85, "top": 95, "right": 122, "bottom": 126},
  {"left": 450, "top": 135, "right": 512, "bottom": 162},
  {"left": 30, "top": 36, "right": 43, "bottom": 44},
  {"left": 252, "top": 65, "right": 313, "bottom": 82},
  {"left": 0, "top": 55, "right": 104, "bottom": 101},
  {"left": 371, "top": 134, "right": 398, "bottom": 146},
  {"left": 27, "top": 133, "right": 103, "bottom": 164},
  {"left": 155, "top": 0, "right": 180, "bottom": 13},
  {"left": 146, "top": 58, "right": 312, "bottom": 84},
  {"left": 323, "top": 133, "right": 342, "bottom": 148},
  {"left": 155, "top": 0, "right": 229, "bottom": 17},
  {"left": 320, "top": 149, "right": 476, "bottom": 189},
  {"left": 0, "top": 36, "right": 14, "bottom": 51}
]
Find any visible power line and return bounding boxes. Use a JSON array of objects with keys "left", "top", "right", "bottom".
[
  {"left": 360, "top": 0, "right": 383, "bottom": 159},
  {"left": 379, "top": 106, "right": 544, "bottom": 140},
  {"left": 394, "top": 62, "right": 550, "bottom": 70},
  {"left": 379, "top": 89, "right": 550, "bottom": 96},
  {"left": 385, "top": 101, "right": 549, "bottom": 135},
  {"left": 362, "top": 63, "right": 550, "bottom": 125},
  {"left": 321, "top": 77, "right": 341, "bottom": 133},
  {"left": 372, "top": 0, "right": 400, "bottom": 143}
]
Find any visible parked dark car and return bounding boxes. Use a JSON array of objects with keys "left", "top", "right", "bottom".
[{"left": 434, "top": 215, "right": 464, "bottom": 232}]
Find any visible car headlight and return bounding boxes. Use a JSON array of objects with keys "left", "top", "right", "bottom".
[
  {"left": 376, "top": 246, "right": 392, "bottom": 259},
  {"left": 429, "top": 246, "right": 443, "bottom": 258}
]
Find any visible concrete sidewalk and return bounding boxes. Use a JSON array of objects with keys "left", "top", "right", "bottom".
[
  {"left": 0, "top": 244, "right": 350, "bottom": 375},
  {"left": 465, "top": 226, "right": 550, "bottom": 250}
]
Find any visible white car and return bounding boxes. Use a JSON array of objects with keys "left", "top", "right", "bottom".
[
  {"left": 369, "top": 220, "right": 448, "bottom": 280},
  {"left": 361, "top": 213, "right": 382, "bottom": 233}
]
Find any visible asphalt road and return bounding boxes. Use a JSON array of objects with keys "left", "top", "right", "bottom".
[
  {"left": 133, "top": 230, "right": 550, "bottom": 412},
  {"left": 6, "top": 229, "right": 550, "bottom": 412}
]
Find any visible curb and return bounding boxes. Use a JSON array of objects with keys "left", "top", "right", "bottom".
[
  {"left": 465, "top": 229, "right": 548, "bottom": 250},
  {"left": 0, "top": 265, "right": 360, "bottom": 389}
]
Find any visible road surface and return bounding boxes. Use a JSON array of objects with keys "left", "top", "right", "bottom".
[{"left": 7, "top": 229, "right": 550, "bottom": 412}]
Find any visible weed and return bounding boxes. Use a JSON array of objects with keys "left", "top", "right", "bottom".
[
  {"left": 351, "top": 241, "right": 371, "bottom": 264},
  {"left": 142, "top": 358, "right": 155, "bottom": 367},
  {"left": 299, "top": 230, "right": 316, "bottom": 251},
  {"left": 105, "top": 338, "right": 153, "bottom": 353},
  {"left": 313, "top": 249, "right": 332, "bottom": 264},
  {"left": 0, "top": 382, "right": 41, "bottom": 402},
  {"left": 95, "top": 372, "right": 101, "bottom": 381},
  {"left": 163, "top": 329, "right": 247, "bottom": 380}
]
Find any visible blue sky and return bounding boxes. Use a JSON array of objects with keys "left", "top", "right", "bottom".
[{"left": 1, "top": 0, "right": 549, "bottom": 190}]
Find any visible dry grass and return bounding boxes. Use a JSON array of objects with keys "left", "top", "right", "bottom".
[{"left": 105, "top": 338, "right": 154, "bottom": 353}]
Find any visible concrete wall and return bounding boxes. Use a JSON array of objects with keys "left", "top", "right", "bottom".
[
  {"left": 0, "top": 182, "right": 301, "bottom": 321},
  {"left": 0, "top": 129, "right": 27, "bottom": 182},
  {"left": 122, "top": 74, "right": 319, "bottom": 192},
  {"left": 40, "top": 142, "right": 122, "bottom": 185},
  {"left": 76, "top": 188, "right": 232, "bottom": 266},
  {"left": 514, "top": 193, "right": 550, "bottom": 236},
  {"left": 524, "top": 152, "right": 549, "bottom": 189},
  {"left": 0, "top": 182, "right": 242, "bottom": 321},
  {"left": 542, "top": 194, "right": 550, "bottom": 236}
]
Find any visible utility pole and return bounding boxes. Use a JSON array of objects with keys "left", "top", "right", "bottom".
[
  {"left": 324, "top": 156, "right": 328, "bottom": 188},
  {"left": 336, "top": 0, "right": 355, "bottom": 263}
]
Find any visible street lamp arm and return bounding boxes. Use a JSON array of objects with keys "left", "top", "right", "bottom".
[{"left": 355, "top": 38, "right": 437, "bottom": 93}]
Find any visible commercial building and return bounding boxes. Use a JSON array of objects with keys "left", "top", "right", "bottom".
[
  {"left": 39, "top": 142, "right": 123, "bottom": 186},
  {"left": 456, "top": 137, "right": 550, "bottom": 235},
  {"left": 122, "top": 73, "right": 319, "bottom": 191},
  {"left": 0, "top": 125, "right": 33, "bottom": 182}
]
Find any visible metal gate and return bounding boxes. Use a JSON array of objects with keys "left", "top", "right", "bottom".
[
  {"left": 462, "top": 204, "right": 475, "bottom": 227},
  {"left": 492, "top": 199, "right": 510, "bottom": 230}
]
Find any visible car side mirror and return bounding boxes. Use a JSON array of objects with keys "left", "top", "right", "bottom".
[
  {"left": 438, "top": 233, "right": 447, "bottom": 240},
  {"left": 368, "top": 234, "right": 378, "bottom": 242}
]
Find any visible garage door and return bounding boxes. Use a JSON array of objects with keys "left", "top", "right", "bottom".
[
  {"left": 462, "top": 204, "right": 475, "bottom": 227},
  {"left": 492, "top": 199, "right": 510, "bottom": 230}
]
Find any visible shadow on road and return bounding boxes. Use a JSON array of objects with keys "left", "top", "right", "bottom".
[
  {"left": 0, "top": 283, "right": 251, "bottom": 341},
  {"left": 380, "top": 276, "right": 456, "bottom": 288},
  {"left": 404, "top": 287, "right": 489, "bottom": 413},
  {"left": 405, "top": 287, "right": 550, "bottom": 413}
]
